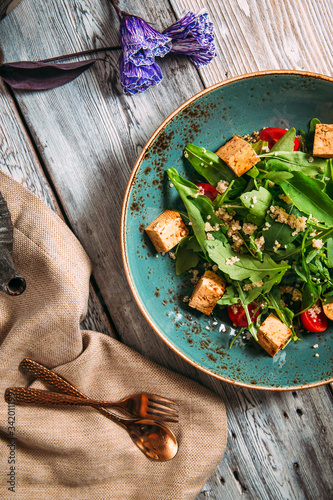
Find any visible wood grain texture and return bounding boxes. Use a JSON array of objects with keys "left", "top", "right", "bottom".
[
  {"left": 0, "top": 78, "right": 115, "bottom": 338},
  {"left": 0, "top": 0, "right": 332, "bottom": 499},
  {"left": 170, "top": 0, "right": 333, "bottom": 84}
]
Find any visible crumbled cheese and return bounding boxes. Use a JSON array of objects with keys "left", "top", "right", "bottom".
[
  {"left": 308, "top": 302, "right": 322, "bottom": 319},
  {"left": 292, "top": 289, "right": 302, "bottom": 302},
  {"left": 192, "top": 186, "right": 205, "bottom": 198},
  {"left": 169, "top": 252, "right": 176, "bottom": 259},
  {"left": 205, "top": 222, "right": 215, "bottom": 232},
  {"left": 313, "top": 344, "right": 318, "bottom": 349},
  {"left": 225, "top": 256, "right": 240, "bottom": 265},
  {"left": 215, "top": 207, "right": 235, "bottom": 223},
  {"left": 273, "top": 240, "right": 281, "bottom": 252},
  {"left": 206, "top": 232, "right": 215, "bottom": 240},
  {"left": 242, "top": 222, "right": 258, "bottom": 235},
  {"left": 270, "top": 205, "right": 307, "bottom": 234},
  {"left": 184, "top": 151, "right": 189, "bottom": 158},
  {"left": 252, "top": 195, "right": 257, "bottom": 204},
  {"left": 212, "top": 264, "right": 219, "bottom": 271},
  {"left": 278, "top": 194, "right": 292, "bottom": 204},
  {"left": 254, "top": 236, "right": 265, "bottom": 251},
  {"left": 216, "top": 180, "right": 229, "bottom": 194},
  {"left": 207, "top": 214, "right": 211, "bottom": 220},
  {"left": 183, "top": 296, "right": 189, "bottom": 302},
  {"left": 314, "top": 353, "right": 319, "bottom": 357},
  {"left": 312, "top": 238, "right": 324, "bottom": 249},
  {"left": 262, "top": 221, "right": 271, "bottom": 232},
  {"left": 243, "top": 280, "right": 264, "bottom": 291}
]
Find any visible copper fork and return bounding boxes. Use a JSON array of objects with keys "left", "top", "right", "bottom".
[{"left": 18, "top": 358, "right": 179, "bottom": 422}]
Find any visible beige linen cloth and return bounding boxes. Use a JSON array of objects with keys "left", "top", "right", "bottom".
[{"left": 0, "top": 170, "right": 227, "bottom": 500}]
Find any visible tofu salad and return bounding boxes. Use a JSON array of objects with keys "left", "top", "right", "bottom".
[{"left": 145, "top": 120, "right": 333, "bottom": 356}]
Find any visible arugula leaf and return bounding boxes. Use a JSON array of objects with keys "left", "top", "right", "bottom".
[
  {"left": 167, "top": 168, "right": 227, "bottom": 254},
  {"left": 301, "top": 281, "right": 320, "bottom": 311},
  {"left": 277, "top": 171, "right": 333, "bottom": 225},
  {"left": 184, "top": 143, "right": 235, "bottom": 184},
  {"left": 242, "top": 270, "right": 286, "bottom": 305},
  {"left": 205, "top": 239, "right": 290, "bottom": 281},
  {"left": 270, "top": 128, "right": 296, "bottom": 152},
  {"left": 240, "top": 186, "right": 272, "bottom": 218},
  {"left": 175, "top": 237, "right": 200, "bottom": 275},
  {"left": 235, "top": 283, "right": 259, "bottom": 340},
  {"left": 217, "top": 285, "right": 239, "bottom": 305},
  {"left": 251, "top": 139, "right": 267, "bottom": 155},
  {"left": 263, "top": 171, "right": 293, "bottom": 183},
  {"left": 264, "top": 154, "right": 326, "bottom": 177},
  {"left": 281, "top": 226, "right": 333, "bottom": 261},
  {"left": 327, "top": 238, "right": 333, "bottom": 267}
]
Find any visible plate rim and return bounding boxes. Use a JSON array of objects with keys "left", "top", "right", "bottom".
[{"left": 120, "top": 69, "right": 333, "bottom": 391}]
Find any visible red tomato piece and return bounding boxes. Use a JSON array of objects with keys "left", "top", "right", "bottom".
[
  {"left": 228, "top": 302, "right": 259, "bottom": 327},
  {"left": 300, "top": 302, "right": 328, "bottom": 333},
  {"left": 196, "top": 182, "right": 218, "bottom": 201},
  {"left": 259, "top": 127, "right": 300, "bottom": 151}
]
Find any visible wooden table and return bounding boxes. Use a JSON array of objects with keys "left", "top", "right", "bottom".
[{"left": 1, "top": 0, "right": 332, "bottom": 498}]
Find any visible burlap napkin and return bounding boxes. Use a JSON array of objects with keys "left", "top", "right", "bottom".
[{"left": 0, "top": 170, "right": 227, "bottom": 500}]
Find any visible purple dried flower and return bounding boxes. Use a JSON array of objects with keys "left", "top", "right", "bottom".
[
  {"left": 163, "top": 10, "right": 216, "bottom": 68},
  {"left": 120, "top": 13, "right": 171, "bottom": 67},
  {"left": 119, "top": 53, "right": 162, "bottom": 95}
]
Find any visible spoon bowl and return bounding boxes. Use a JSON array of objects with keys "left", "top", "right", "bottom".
[{"left": 124, "top": 418, "right": 178, "bottom": 461}]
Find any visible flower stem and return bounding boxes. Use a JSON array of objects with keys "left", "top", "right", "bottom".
[
  {"left": 109, "top": 0, "right": 124, "bottom": 19},
  {"left": 40, "top": 46, "right": 121, "bottom": 63}
]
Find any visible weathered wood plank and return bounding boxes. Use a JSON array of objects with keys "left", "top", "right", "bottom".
[
  {"left": 0, "top": 79, "right": 115, "bottom": 338},
  {"left": 0, "top": 1, "right": 332, "bottom": 499},
  {"left": 170, "top": 0, "right": 333, "bottom": 85}
]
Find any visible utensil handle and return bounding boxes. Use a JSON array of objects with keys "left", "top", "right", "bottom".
[
  {"left": 19, "top": 358, "right": 129, "bottom": 427},
  {"left": 5, "top": 387, "right": 110, "bottom": 407},
  {"left": 20, "top": 358, "right": 87, "bottom": 398}
]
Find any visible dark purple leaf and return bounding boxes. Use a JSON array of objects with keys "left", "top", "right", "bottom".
[{"left": 0, "top": 59, "right": 96, "bottom": 90}]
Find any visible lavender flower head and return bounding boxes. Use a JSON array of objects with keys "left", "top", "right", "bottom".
[
  {"left": 163, "top": 9, "right": 216, "bottom": 68},
  {"left": 116, "top": 8, "right": 171, "bottom": 94},
  {"left": 120, "top": 13, "right": 171, "bottom": 66},
  {"left": 119, "top": 53, "right": 163, "bottom": 95}
]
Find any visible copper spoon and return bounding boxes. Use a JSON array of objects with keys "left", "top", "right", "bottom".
[{"left": 10, "top": 359, "right": 178, "bottom": 462}]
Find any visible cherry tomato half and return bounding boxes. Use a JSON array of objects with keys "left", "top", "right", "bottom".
[
  {"left": 259, "top": 127, "right": 300, "bottom": 151},
  {"left": 228, "top": 302, "right": 260, "bottom": 327},
  {"left": 300, "top": 302, "right": 328, "bottom": 332},
  {"left": 196, "top": 182, "right": 218, "bottom": 201}
]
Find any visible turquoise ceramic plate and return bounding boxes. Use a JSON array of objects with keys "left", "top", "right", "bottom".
[{"left": 121, "top": 71, "right": 333, "bottom": 390}]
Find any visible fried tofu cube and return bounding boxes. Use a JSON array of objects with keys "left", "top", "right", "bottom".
[
  {"left": 188, "top": 270, "right": 226, "bottom": 315},
  {"left": 145, "top": 210, "right": 189, "bottom": 253},
  {"left": 257, "top": 313, "right": 292, "bottom": 357},
  {"left": 313, "top": 124, "right": 333, "bottom": 158},
  {"left": 322, "top": 300, "right": 333, "bottom": 320},
  {"left": 216, "top": 136, "right": 260, "bottom": 176}
]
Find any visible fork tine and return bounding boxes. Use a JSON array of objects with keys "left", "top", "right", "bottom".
[
  {"left": 145, "top": 410, "right": 179, "bottom": 423},
  {"left": 147, "top": 406, "right": 179, "bottom": 418},
  {"left": 147, "top": 394, "right": 179, "bottom": 407},
  {"left": 147, "top": 400, "right": 179, "bottom": 413}
]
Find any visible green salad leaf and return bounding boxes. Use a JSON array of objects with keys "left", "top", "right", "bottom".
[
  {"left": 161, "top": 118, "right": 333, "bottom": 349},
  {"left": 277, "top": 171, "right": 333, "bottom": 225}
]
